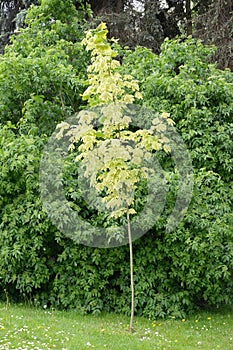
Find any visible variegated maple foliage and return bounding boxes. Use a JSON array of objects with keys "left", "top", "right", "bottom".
[{"left": 57, "top": 23, "right": 174, "bottom": 219}]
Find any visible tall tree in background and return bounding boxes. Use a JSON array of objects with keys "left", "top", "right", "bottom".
[
  {"left": 0, "top": 0, "right": 37, "bottom": 53},
  {"left": 185, "top": 0, "right": 192, "bottom": 35},
  {"left": 0, "top": 0, "right": 21, "bottom": 52},
  {"left": 194, "top": 0, "right": 233, "bottom": 70}
]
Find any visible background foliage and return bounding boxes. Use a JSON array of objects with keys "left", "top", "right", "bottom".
[{"left": 0, "top": 0, "right": 233, "bottom": 319}]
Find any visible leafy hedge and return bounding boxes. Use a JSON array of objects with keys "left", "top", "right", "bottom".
[{"left": 0, "top": 1, "right": 233, "bottom": 318}]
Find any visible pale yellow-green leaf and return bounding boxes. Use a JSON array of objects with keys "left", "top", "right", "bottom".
[
  {"left": 135, "top": 91, "right": 143, "bottom": 99},
  {"left": 99, "top": 91, "right": 113, "bottom": 102},
  {"left": 152, "top": 117, "right": 160, "bottom": 126},
  {"left": 156, "top": 123, "right": 167, "bottom": 132},
  {"left": 163, "top": 144, "right": 171, "bottom": 153},
  {"left": 128, "top": 208, "right": 136, "bottom": 215},
  {"left": 124, "top": 94, "right": 134, "bottom": 103},
  {"left": 167, "top": 118, "right": 175, "bottom": 126},
  {"left": 56, "top": 121, "right": 70, "bottom": 140},
  {"left": 68, "top": 143, "right": 75, "bottom": 152},
  {"left": 161, "top": 112, "right": 170, "bottom": 119},
  {"left": 75, "top": 154, "right": 83, "bottom": 162},
  {"left": 111, "top": 60, "right": 121, "bottom": 69}
]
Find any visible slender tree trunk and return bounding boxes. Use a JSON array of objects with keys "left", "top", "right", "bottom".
[
  {"left": 127, "top": 207, "right": 134, "bottom": 333},
  {"left": 186, "top": 0, "right": 192, "bottom": 36}
]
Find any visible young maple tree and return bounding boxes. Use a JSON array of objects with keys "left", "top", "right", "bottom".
[{"left": 57, "top": 22, "right": 174, "bottom": 332}]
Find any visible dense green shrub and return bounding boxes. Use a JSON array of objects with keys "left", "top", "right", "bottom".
[
  {"left": 0, "top": 0, "right": 89, "bottom": 301},
  {"left": 0, "top": 123, "right": 54, "bottom": 296},
  {"left": 124, "top": 38, "right": 233, "bottom": 181},
  {"left": 0, "top": 0, "right": 89, "bottom": 127},
  {"left": 0, "top": 2, "right": 232, "bottom": 319}
]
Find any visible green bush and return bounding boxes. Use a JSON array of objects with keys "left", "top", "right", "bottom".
[
  {"left": 0, "top": 123, "right": 52, "bottom": 296},
  {"left": 0, "top": 0, "right": 89, "bottom": 127},
  {"left": 0, "top": 0, "right": 88, "bottom": 301}
]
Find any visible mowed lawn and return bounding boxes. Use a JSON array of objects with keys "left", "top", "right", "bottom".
[{"left": 0, "top": 303, "right": 232, "bottom": 349}]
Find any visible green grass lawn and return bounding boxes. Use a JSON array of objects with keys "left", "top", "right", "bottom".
[{"left": 0, "top": 303, "right": 232, "bottom": 349}]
